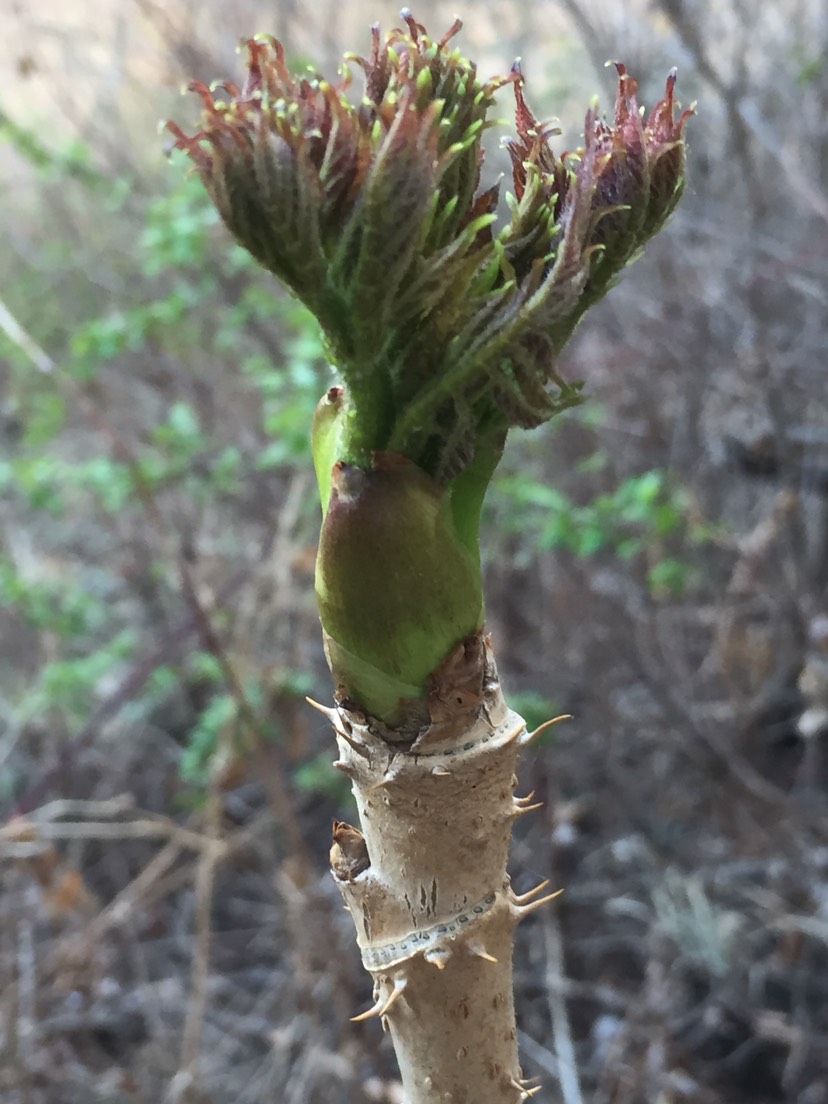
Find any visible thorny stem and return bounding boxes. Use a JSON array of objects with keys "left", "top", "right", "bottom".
[{"left": 322, "top": 634, "right": 566, "bottom": 1103}]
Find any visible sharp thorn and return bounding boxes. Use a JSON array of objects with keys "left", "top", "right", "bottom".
[
  {"left": 351, "top": 979, "right": 406, "bottom": 1023},
  {"left": 512, "top": 801, "right": 544, "bottom": 817},
  {"left": 368, "top": 771, "right": 398, "bottom": 790},
  {"left": 467, "top": 941, "right": 498, "bottom": 963},
  {"left": 333, "top": 760, "right": 357, "bottom": 776},
  {"left": 510, "top": 1077, "right": 542, "bottom": 1099},
  {"left": 519, "top": 714, "right": 572, "bottom": 747},
  {"left": 340, "top": 731, "right": 371, "bottom": 757},
  {"left": 512, "top": 879, "right": 550, "bottom": 905},
  {"left": 335, "top": 727, "right": 371, "bottom": 757},
  {"left": 307, "top": 697, "right": 370, "bottom": 756},
  {"left": 305, "top": 696, "right": 338, "bottom": 722},
  {"left": 515, "top": 889, "right": 564, "bottom": 918},
  {"left": 351, "top": 997, "right": 385, "bottom": 1023},
  {"left": 514, "top": 790, "right": 536, "bottom": 806},
  {"left": 378, "top": 978, "right": 406, "bottom": 1017},
  {"left": 424, "top": 946, "right": 452, "bottom": 970}
]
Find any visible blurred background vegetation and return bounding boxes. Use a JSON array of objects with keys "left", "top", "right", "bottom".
[{"left": 1, "top": 1, "right": 827, "bottom": 1102}]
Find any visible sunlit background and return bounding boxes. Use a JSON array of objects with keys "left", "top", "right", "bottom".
[{"left": 1, "top": 2, "right": 827, "bottom": 1102}]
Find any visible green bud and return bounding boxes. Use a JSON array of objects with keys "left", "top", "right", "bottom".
[{"left": 315, "top": 453, "right": 483, "bottom": 722}]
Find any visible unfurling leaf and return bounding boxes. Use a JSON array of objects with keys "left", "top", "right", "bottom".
[{"left": 170, "top": 17, "right": 691, "bottom": 485}]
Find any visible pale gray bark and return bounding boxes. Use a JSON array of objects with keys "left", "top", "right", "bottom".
[{"left": 319, "top": 635, "right": 561, "bottom": 1104}]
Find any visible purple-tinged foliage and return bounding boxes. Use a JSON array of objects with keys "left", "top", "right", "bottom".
[{"left": 170, "top": 14, "right": 690, "bottom": 485}]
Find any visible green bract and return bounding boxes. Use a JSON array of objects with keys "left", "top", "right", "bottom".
[{"left": 315, "top": 453, "right": 484, "bottom": 726}]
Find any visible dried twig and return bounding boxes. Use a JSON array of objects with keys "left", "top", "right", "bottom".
[
  {"left": 1, "top": 806, "right": 229, "bottom": 857},
  {"left": 177, "top": 758, "right": 226, "bottom": 1090},
  {"left": 0, "top": 295, "right": 55, "bottom": 375},
  {"left": 15, "top": 919, "right": 36, "bottom": 1066},
  {"left": 543, "top": 907, "right": 585, "bottom": 1104},
  {"left": 653, "top": 0, "right": 828, "bottom": 225}
]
